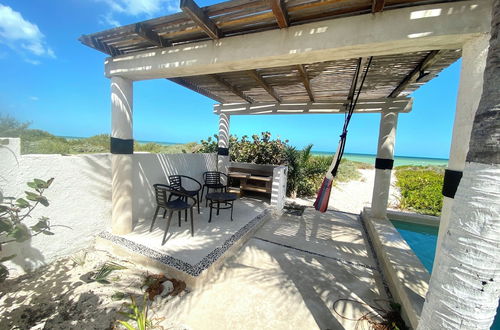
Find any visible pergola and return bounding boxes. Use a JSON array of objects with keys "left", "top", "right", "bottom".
[{"left": 79, "top": 0, "right": 491, "bottom": 268}]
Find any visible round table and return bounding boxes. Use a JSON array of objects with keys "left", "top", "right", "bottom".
[{"left": 205, "top": 192, "right": 237, "bottom": 222}]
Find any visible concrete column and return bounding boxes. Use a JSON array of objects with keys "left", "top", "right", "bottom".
[
  {"left": 271, "top": 165, "right": 288, "bottom": 212},
  {"left": 371, "top": 110, "right": 398, "bottom": 219},
  {"left": 217, "top": 113, "right": 230, "bottom": 174},
  {"left": 435, "top": 34, "right": 489, "bottom": 259},
  {"left": 110, "top": 76, "right": 134, "bottom": 235}
]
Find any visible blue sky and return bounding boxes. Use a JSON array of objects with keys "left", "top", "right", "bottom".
[{"left": 0, "top": 0, "right": 460, "bottom": 159}]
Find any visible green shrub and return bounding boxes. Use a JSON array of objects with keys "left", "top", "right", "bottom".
[
  {"left": 336, "top": 159, "right": 363, "bottom": 183},
  {"left": 198, "top": 132, "right": 289, "bottom": 165},
  {"left": 395, "top": 166, "right": 444, "bottom": 216},
  {"left": 0, "top": 115, "right": 198, "bottom": 155},
  {"left": 23, "top": 138, "right": 72, "bottom": 154},
  {"left": 0, "top": 115, "right": 30, "bottom": 137},
  {"left": 198, "top": 133, "right": 365, "bottom": 198}
]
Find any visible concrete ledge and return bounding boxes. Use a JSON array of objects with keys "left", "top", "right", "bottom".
[
  {"left": 386, "top": 209, "right": 440, "bottom": 227},
  {"left": 361, "top": 208, "right": 430, "bottom": 329},
  {"left": 96, "top": 208, "right": 271, "bottom": 289}
]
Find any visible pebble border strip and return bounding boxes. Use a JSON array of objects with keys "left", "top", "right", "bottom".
[{"left": 98, "top": 208, "right": 270, "bottom": 277}]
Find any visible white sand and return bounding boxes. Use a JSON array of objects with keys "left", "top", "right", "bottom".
[
  {"left": 290, "top": 168, "right": 401, "bottom": 214},
  {"left": 0, "top": 168, "right": 399, "bottom": 329},
  {"left": 0, "top": 249, "right": 189, "bottom": 330}
]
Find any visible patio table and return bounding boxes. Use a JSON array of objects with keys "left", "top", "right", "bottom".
[{"left": 206, "top": 192, "right": 237, "bottom": 223}]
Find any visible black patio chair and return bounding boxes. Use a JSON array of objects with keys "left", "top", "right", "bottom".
[
  {"left": 201, "top": 171, "right": 228, "bottom": 206},
  {"left": 150, "top": 184, "right": 196, "bottom": 245},
  {"left": 168, "top": 175, "right": 202, "bottom": 214}
]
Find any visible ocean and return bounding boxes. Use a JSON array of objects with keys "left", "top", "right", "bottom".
[
  {"left": 60, "top": 136, "right": 448, "bottom": 167},
  {"left": 313, "top": 151, "right": 448, "bottom": 167}
]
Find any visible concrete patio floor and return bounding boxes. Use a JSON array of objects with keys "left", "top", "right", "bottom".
[
  {"left": 158, "top": 208, "right": 390, "bottom": 329},
  {"left": 115, "top": 197, "right": 268, "bottom": 265},
  {"left": 96, "top": 197, "right": 271, "bottom": 286}
]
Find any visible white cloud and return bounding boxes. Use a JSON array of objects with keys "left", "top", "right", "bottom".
[
  {"left": 100, "top": 0, "right": 177, "bottom": 16},
  {"left": 24, "top": 59, "right": 40, "bottom": 65},
  {"left": 0, "top": 4, "right": 55, "bottom": 63},
  {"left": 29, "top": 96, "right": 39, "bottom": 101},
  {"left": 97, "top": 0, "right": 179, "bottom": 26},
  {"left": 99, "top": 13, "right": 121, "bottom": 27}
]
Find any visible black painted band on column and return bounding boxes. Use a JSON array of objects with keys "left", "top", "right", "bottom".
[
  {"left": 375, "top": 158, "right": 394, "bottom": 170},
  {"left": 111, "top": 137, "right": 134, "bottom": 154},
  {"left": 442, "top": 169, "right": 463, "bottom": 198},
  {"left": 218, "top": 147, "right": 229, "bottom": 156}
]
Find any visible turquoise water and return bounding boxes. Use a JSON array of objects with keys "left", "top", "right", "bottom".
[
  {"left": 391, "top": 220, "right": 439, "bottom": 272},
  {"left": 391, "top": 220, "right": 500, "bottom": 329},
  {"left": 313, "top": 151, "right": 448, "bottom": 167},
  {"left": 61, "top": 136, "right": 448, "bottom": 166}
]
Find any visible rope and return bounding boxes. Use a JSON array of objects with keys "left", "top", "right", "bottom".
[
  {"left": 331, "top": 56, "right": 373, "bottom": 177},
  {"left": 332, "top": 298, "right": 408, "bottom": 330}
]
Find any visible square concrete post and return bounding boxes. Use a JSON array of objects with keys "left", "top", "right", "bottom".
[
  {"left": 271, "top": 165, "right": 288, "bottom": 212},
  {"left": 434, "top": 34, "right": 489, "bottom": 261},
  {"left": 111, "top": 76, "right": 134, "bottom": 235},
  {"left": 371, "top": 110, "right": 398, "bottom": 219},
  {"left": 217, "top": 113, "right": 230, "bottom": 175}
]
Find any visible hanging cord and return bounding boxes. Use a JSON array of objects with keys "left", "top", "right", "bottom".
[{"left": 331, "top": 56, "right": 373, "bottom": 177}]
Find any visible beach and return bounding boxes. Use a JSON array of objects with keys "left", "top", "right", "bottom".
[{"left": 291, "top": 168, "right": 400, "bottom": 215}]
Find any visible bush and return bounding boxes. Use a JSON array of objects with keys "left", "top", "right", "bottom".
[
  {"left": 336, "top": 159, "right": 364, "bottom": 183},
  {"left": 198, "top": 132, "right": 364, "bottom": 198},
  {"left": 0, "top": 115, "right": 197, "bottom": 155},
  {"left": 198, "top": 132, "right": 289, "bottom": 165},
  {"left": 395, "top": 166, "right": 444, "bottom": 216}
]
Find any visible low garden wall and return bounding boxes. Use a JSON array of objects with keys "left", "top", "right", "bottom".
[{"left": 0, "top": 138, "right": 217, "bottom": 276}]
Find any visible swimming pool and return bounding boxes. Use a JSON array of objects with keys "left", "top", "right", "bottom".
[{"left": 391, "top": 220, "right": 499, "bottom": 330}]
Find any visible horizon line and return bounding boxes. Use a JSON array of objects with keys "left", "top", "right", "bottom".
[{"left": 59, "top": 135, "right": 449, "bottom": 161}]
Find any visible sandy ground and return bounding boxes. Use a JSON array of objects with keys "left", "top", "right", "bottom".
[
  {"left": 291, "top": 168, "right": 400, "bottom": 214},
  {"left": 0, "top": 168, "right": 397, "bottom": 329},
  {"left": 0, "top": 249, "right": 190, "bottom": 330}
]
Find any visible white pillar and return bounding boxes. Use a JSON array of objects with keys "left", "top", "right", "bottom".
[
  {"left": 434, "top": 34, "right": 489, "bottom": 260},
  {"left": 271, "top": 165, "right": 288, "bottom": 212},
  {"left": 217, "top": 113, "right": 230, "bottom": 174},
  {"left": 110, "top": 76, "right": 134, "bottom": 235},
  {"left": 371, "top": 110, "right": 398, "bottom": 219}
]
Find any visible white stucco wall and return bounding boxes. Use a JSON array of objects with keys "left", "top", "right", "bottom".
[
  {"left": 0, "top": 138, "right": 217, "bottom": 276},
  {"left": 0, "top": 139, "right": 112, "bottom": 276},
  {"left": 133, "top": 153, "right": 217, "bottom": 222}
]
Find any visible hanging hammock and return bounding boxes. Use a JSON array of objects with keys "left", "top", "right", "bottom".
[{"left": 314, "top": 57, "right": 373, "bottom": 212}]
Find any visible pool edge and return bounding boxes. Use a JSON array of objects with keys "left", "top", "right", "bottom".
[{"left": 361, "top": 207, "right": 431, "bottom": 330}]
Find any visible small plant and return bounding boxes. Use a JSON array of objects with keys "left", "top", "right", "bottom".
[
  {"left": 70, "top": 251, "right": 87, "bottom": 267},
  {"left": 0, "top": 178, "right": 54, "bottom": 282},
  {"left": 112, "top": 291, "right": 127, "bottom": 301},
  {"left": 117, "top": 295, "right": 151, "bottom": 330},
  {"left": 89, "top": 262, "right": 126, "bottom": 284}
]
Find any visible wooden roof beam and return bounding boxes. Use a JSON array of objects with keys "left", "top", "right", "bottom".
[
  {"left": 372, "top": 0, "right": 385, "bottom": 13},
  {"left": 296, "top": 65, "right": 314, "bottom": 102},
  {"left": 270, "top": 0, "right": 289, "bottom": 29},
  {"left": 211, "top": 75, "right": 253, "bottom": 103},
  {"left": 214, "top": 97, "right": 413, "bottom": 115},
  {"left": 246, "top": 70, "right": 281, "bottom": 102},
  {"left": 180, "top": 0, "right": 222, "bottom": 40},
  {"left": 389, "top": 50, "right": 441, "bottom": 98},
  {"left": 135, "top": 23, "right": 171, "bottom": 47},
  {"left": 168, "top": 78, "right": 226, "bottom": 103},
  {"left": 86, "top": 36, "right": 123, "bottom": 57}
]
